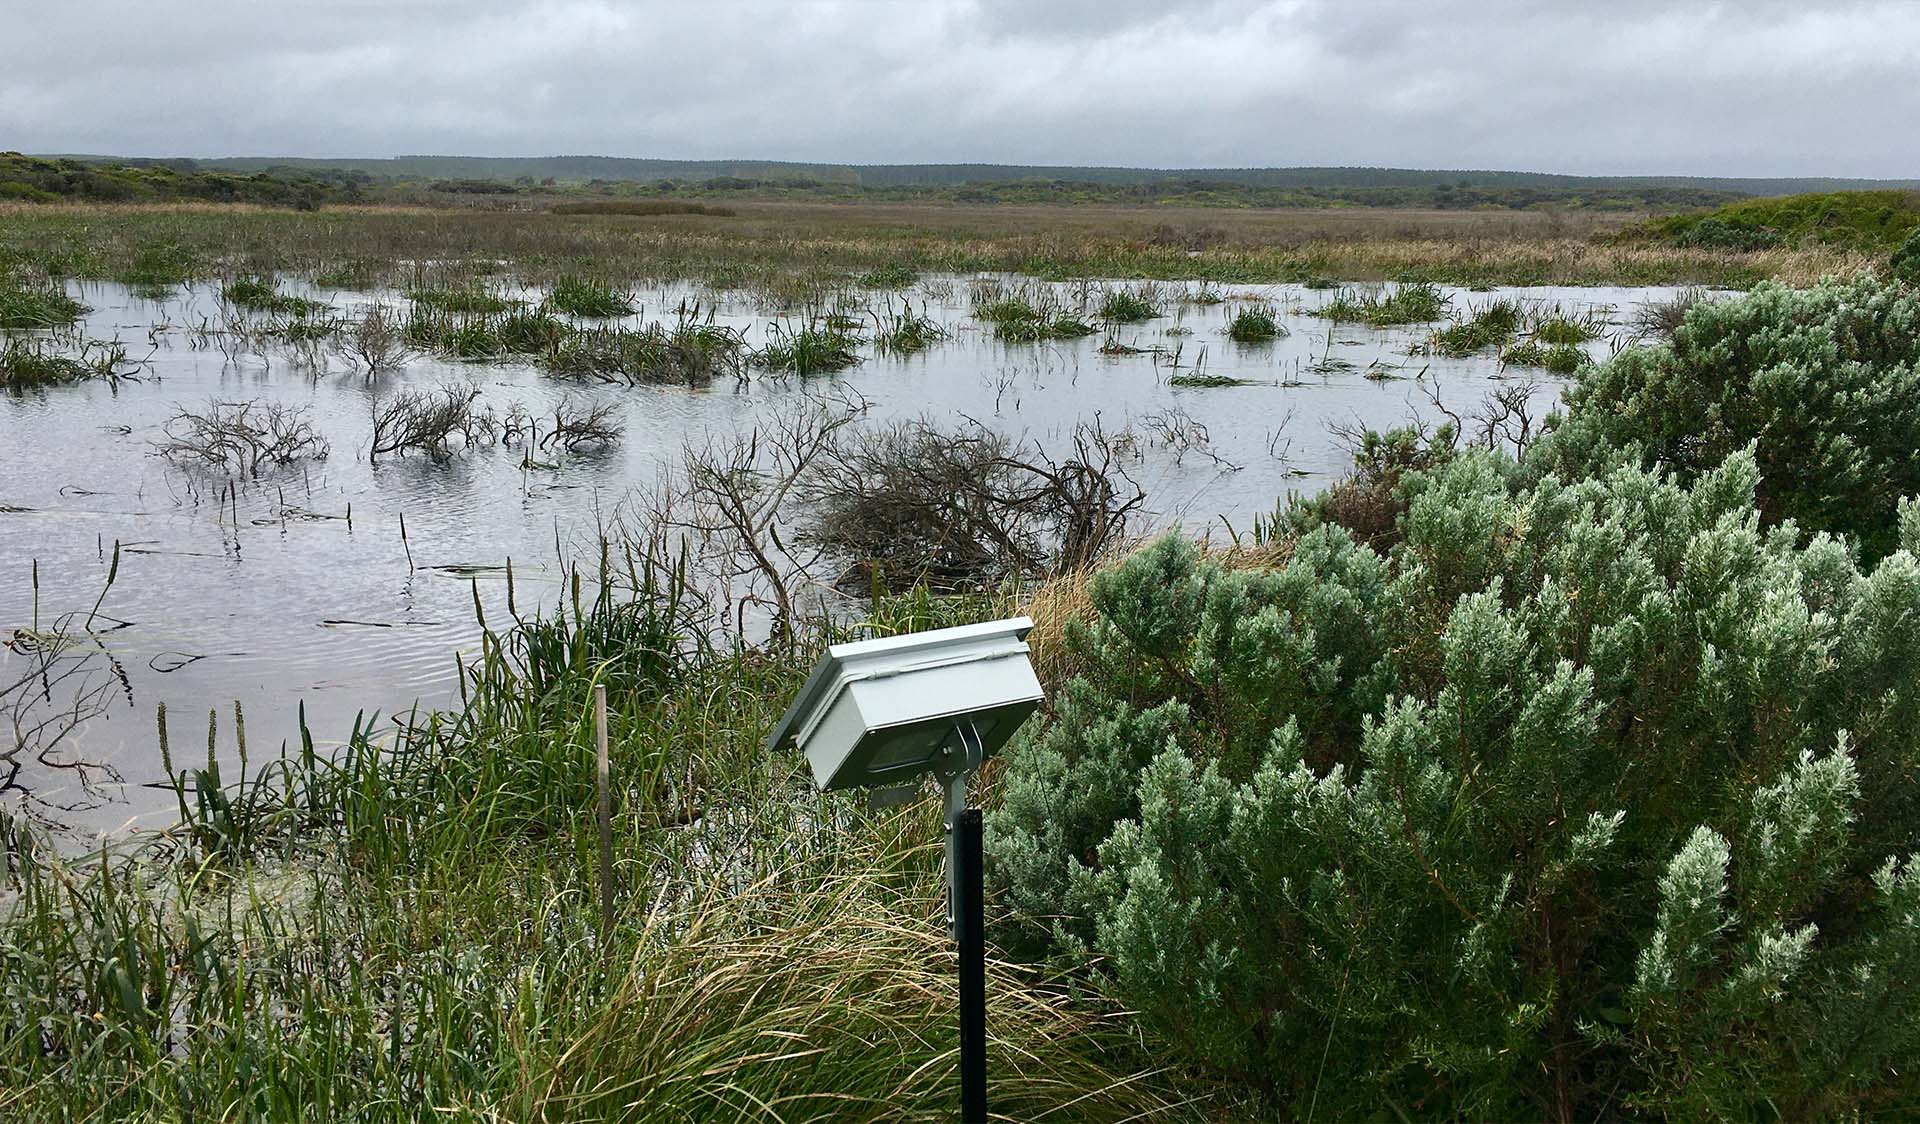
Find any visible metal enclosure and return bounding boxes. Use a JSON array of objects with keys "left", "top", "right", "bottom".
[{"left": 765, "top": 617, "right": 1042, "bottom": 791}]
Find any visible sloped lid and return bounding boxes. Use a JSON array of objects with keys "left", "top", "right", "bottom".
[{"left": 764, "top": 617, "right": 1034, "bottom": 755}]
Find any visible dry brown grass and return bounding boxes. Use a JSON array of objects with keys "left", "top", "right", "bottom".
[{"left": 0, "top": 199, "right": 1863, "bottom": 289}]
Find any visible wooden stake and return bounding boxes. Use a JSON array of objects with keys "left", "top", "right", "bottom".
[{"left": 594, "top": 682, "right": 615, "bottom": 935}]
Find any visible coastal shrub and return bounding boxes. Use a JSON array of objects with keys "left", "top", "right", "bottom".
[
  {"left": 991, "top": 448, "right": 1920, "bottom": 1119},
  {"left": 1893, "top": 228, "right": 1920, "bottom": 284},
  {"left": 1530, "top": 273, "right": 1920, "bottom": 560}
]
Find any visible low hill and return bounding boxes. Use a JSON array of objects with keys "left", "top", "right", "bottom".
[
  {"left": 0, "top": 153, "right": 368, "bottom": 208},
  {"left": 42, "top": 153, "right": 1920, "bottom": 196}
]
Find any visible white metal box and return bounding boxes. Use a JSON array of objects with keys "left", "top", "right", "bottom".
[{"left": 766, "top": 617, "right": 1043, "bottom": 791}]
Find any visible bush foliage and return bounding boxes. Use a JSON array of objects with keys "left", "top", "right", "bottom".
[
  {"left": 992, "top": 450, "right": 1920, "bottom": 1117},
  {"left": 992, "top": 273, "right": 1920, "bottom": 1118},
  {"left": 1531, "top": 274, "right": 1920, "bottom": 560}
]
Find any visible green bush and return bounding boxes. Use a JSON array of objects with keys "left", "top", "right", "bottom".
[
  {"left": 1893, "top": 228, "right": 1920, "bottom": 284},
  {"left": 991, "top": 448, "right": 1920, "bottom": 1117},
  {"left": 1531, "top": 274, "right": 1920, "bottom": 560}
]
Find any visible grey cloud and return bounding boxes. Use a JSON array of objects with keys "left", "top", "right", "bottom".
[{"left": 2, "top": 0, "right": 1916, "bottom": 177}]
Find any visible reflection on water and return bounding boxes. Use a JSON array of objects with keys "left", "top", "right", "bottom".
[{"left": 0, "top": 275, "right": 1691, "bottom": 831}]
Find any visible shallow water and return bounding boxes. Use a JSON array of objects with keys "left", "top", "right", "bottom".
[{"left": 0, "top": 275, "right": 1688, "bottom": 832}]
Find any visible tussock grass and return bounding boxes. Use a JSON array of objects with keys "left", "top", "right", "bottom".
[
  {"left": 113, "top": 241, "right": 197, "bottom": 290},
  {"left": 0, "top": 336, "right": 122, "bottom": 388},
  {"left": 546, "top": 276, "right": 637, "bottom": 318},
  {"left": 404, "top": 306, "right": 566, "bottom": 359},
  {"left": 545, "top": 318, "right": 747, "bottom": 385},
  {"left": 0, "top": 279, "right": 87, "bottom": 330},
  {"left": 1225, "top": 305, "right": 1285, "bottom": 342},
  {"left": 221, "top": 275, "right": 328, "bottom": 316},
  {"left": 1169, "top": 372, "right": 1256, "bottom": 387},
  {"left": 1500, "top": 339, "right": 1585, "bottom": 373},
  {"left": 870, "top": 300, "right": 950, "bottom": 355},
  {"left": 1429, "top": 298, "right": 1520, "bottom": 356},
  {"left": 1098, "top": 283, "right": 1162, "bottom": 323},
  {"left": 1529, "top": 312, "right": 1605, "bottom": 345},
  {"left": 857, "top": 262, "right": 919, "bottom": 289},
  {"left": 755, "top": 319, "right": 864, "bottom": 374},
  {"left": 1316, "top": 280, "right": 1449, "bottom": 326},
  {"left": 994, "top": 314, "right": 1096, "bottom": 342},
  {"left": 409, "top": 284, "right": 517, "bottom": 315}
]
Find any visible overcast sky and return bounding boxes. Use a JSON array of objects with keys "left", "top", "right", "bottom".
[{"left": 5, "top": 0, "right": 1917, "bottom": 177}]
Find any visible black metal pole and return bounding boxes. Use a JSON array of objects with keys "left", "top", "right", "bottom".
[{"left": 956, "top": 807, "right": 988, "bottom": 1123}]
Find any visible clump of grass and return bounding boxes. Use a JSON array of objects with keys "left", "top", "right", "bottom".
[
  {"left": 1529, "top": 313, "right": 1605, "bottom": 345},
  {"left": 545, "top": 319, "right": 748, "bottom": 385},
  {"left": 114, "top": 242, "right": 198, "bottom": 290},
  {"left": 1181, "top": 282, "right": 1226, "bottom": 305},
  {"left": 546, "top": 276, "right": 637, "bottom": 318},
  {"left": 1500, "top": 340, "right": 1585, "bottom": 374},
  {"left": 1429, "top": 299, "right": 1520, "bottom": 356},
  {"left": 497, "top": 307, "right": 569, "bottom": 352},
  {"left": 409, "top": 285, "right": 517, "bottom": 315},
  {"left": 1099, "top": 284, "right": 1162, "bottom": 323},
  {"left": 222, "top": 275, "right": 327, "bottom": 317},
  {"left": 0, "top": 337, "right": 121, "bottom": 388},
  {"left": 974, "top": 295, "right": 1039, "bottom": 324},
  {"left": 0, "top": 277, "right": 88, "bottom": 329},
  {"left": 312, "top": 261, "right": 384, "bottom": 290},
  {"left": 1317, "top": 281, "right": 1449, "bottom": 326},
  {"left": 755, "top": 319, "right": 864, "bottom": 374},
  {"left": 1169, "top": 372, "right": 1255, "bottom": 387},
  {"left": 870, "top": 301, "right": 949, "bottom": 355},
  {"left": 1226, "top": 305, "right": 1286, "bottom": 342},
  {"left": 995, "top": 314, "right": 1096, "bottom": 342},
  {"left": 405, "top": 307, "right": 565, "bottom": 359},
  {"left": 857, "top": 262, "right": 919, "bottom": 289}
]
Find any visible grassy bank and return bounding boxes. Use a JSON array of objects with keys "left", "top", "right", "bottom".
[
  {"left": 0, "top": 569, "right": 1213, "bottom": 1121},
  {"left": 0, "top": 201, "right": 1871, "bottom": 293}
]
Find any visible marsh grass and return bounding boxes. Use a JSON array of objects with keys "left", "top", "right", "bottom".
[
  {"left": 410, "top": 284, "right": 518, "bottom": 315},
  {"left": 1225, "top": 305, "right": 1285, "bottom": 342},
  {"left": 1316, "top": 280, "right": 1449, "bottom": 326},
  {"left": 857, "top": 262, "right": 919, "bottom": 289},
  {"left": 1429, "top": 299, "right": 1521, "bottom": 356},
  {"left": 545, "top": 317, "right": 748, "bottom": 385},
  {"left": 547, "top": 276, "right": 637, "bottom": 318},
  {"left": 0, "top": 336, "right": 125, "bottom": 389},
  {"left": 114, "top": 241, "right": 198, "bottom": 291},
  {"left": 995, "top": 314, "right": 1097, "bottom": 342},
  {"left": 1169, "top": 372, "right": 1256, "bottom": 387},
  {"left": 755, "top": 319, "right": 864, "bottom": 375},
  {"left": 221, "top": 275, "right": 328, "bottom": 317},
  {"left": 870, "top": 300, "right": 950, "bottom": 355},
  {"left": 1528, "top": 311, "right": 1606, "bottom": 345},
  {"left": 0, "top": 565, "right": 1212, "bottom": 1122},
  {"left": 1098, "top": 283, "right": 1162, "bottom": 323},
  {"left": 1500, "top": 339, "right": 1585, "bottom": 374},
  {"left": 0, "top": 276, "right": 88, "bottom": 330},
  {"left": 405, "top": 306, "right": 566, "bottom": 359}
]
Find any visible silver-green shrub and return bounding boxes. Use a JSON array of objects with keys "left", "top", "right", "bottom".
[
  {"left": 1528, "top": 274, "right": 1920, "bottom": 560},
  {"left": 991, "top": 447, "right": 1920, "bottom": 1117}
]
